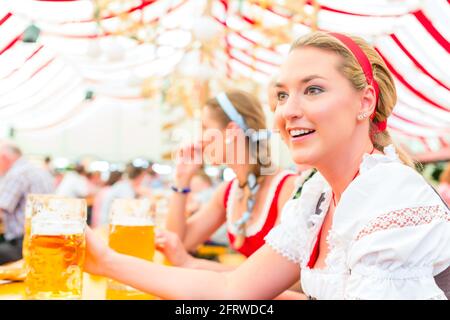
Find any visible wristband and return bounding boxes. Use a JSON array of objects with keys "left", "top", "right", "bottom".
[{"left": 171, "top": 185, "right": 191, "bottom": 194}]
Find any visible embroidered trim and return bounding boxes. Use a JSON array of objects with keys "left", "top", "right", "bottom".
[
  {"left": 265, "top": 229, "right": 303, "bottom": 264},
  {"left": 265, "top": 199, "right": 308, "bottom": 265},
  {"left": 356, "top": 205, "right": 450, "bottom": 241},
  {"left": 292, "top": 169, "right": 317, "bottom": 200}
]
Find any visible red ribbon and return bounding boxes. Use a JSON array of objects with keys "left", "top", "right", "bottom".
[
  {"left": 375, "top": 120, "right": 387, "bottom": 132},
  {"left": 329, "top": 32, "right": 387, "bottom": 131}
]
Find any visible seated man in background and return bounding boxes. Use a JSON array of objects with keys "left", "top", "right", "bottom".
[
  {"left": 0, "top": 141, "right": 55, "bottom": 264},
  {"left": 56, "top": 163, "right": 91, "bottom": 198},
  {"left": 99, "top": 163, "right": 152, "bottom": 225}
]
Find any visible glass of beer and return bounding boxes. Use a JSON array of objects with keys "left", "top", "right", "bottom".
[
  {"left": 25, "top": 198, "right": 87, "bottom": 300},
  {"left": 107, "top": 198, "right": 155, "bottom": 299},
  {"left": 23, "top": 194, "right": 61, "bottom": 269}
]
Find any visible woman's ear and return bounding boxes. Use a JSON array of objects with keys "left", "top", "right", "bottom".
[
  {"left": 358, "top": 85, "right": 377, "bottom": 118},
  {"left": 225, "top": 121, "right": 240, "bottom": 131},
  {"left": 225, "top": 121, "right": 240, "bottom": 137}
]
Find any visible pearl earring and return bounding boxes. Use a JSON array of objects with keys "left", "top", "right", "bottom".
[
  {"left": 225, "top": 138, "right": 232, "bottom": 145},
  {"left": 358, "top": 112, "right": 368, "bottom": 120}
]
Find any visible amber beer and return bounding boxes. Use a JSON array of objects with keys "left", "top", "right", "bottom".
[
  {"left": 23, "top": 194, "right": 61, "bottom": 268},
  {"left": 109, "top": 224, "right": 155, "bottom": 260},
  {"left": 107, "top": 198, "right": 155, "bottom": 299},
  {"left": 25, "top": 198, "right": 87, "bottom": 300}
]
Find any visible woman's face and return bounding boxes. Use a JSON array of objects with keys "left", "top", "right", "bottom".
[
  {"left": 200, "top": 106, "right": 227, "bottom": 165},
  {"left": 274, "top": 47, "right": 363, "bottom": 167}
]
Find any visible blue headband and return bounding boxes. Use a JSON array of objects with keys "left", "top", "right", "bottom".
[
  {"left": 215, "top": 92, "right": 271, "bottom": 142},
  {"left": 216, "top": 92, "right": 248, "bottom": 131}
]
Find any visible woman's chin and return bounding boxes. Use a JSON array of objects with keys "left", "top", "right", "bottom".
[{"left": 291, "top": 150, "right": 316, "bottom": 167}]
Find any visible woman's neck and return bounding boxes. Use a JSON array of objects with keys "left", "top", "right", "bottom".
[
  {"left": 228, "top": 163, "right": 258, "bottom": 187},
  {"left": 316, "top": 140, "right": 376, "bottom": 203}
]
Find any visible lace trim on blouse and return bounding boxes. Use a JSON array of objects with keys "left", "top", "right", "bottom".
[{"left": 356, "top": 205, "right": 450, "bottom": 241}]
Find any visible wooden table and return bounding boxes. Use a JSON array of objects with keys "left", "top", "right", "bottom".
[
  {"left": 0, "top": 273, "right": 108, "bottom": 300},
  {"left": 0, "top": 225, "right": 164, "bottom": 300},
  {"left": 0, "top": 226, "right": 245, "bottom": 300},
  {"left": 0, "top": 252, "right": 165, "bottom": 300}
]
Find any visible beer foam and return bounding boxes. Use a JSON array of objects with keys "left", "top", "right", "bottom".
[
  {"left": 32, "top": 221, "right": 84, "bottom": 235},
  {"left": 31, "top": 210, "right": 85, "bottom": 235},
  {"left": 110, "top": 216, "right": 154, "bottom": 226}
]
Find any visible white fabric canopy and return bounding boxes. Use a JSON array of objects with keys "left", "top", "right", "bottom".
[{"left": 0, "top": 0, "right": 448, "bottom": 161}]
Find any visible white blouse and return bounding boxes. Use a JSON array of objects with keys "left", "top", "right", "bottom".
[{"left": 265, "top": 145, "right": 450, "bottom": 299}]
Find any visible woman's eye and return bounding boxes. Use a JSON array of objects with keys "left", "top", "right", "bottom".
[
  {"left": 305, "top": 86, "right": 324, "bottom": 95},
  {"left": 277, "top": 92, "right": 288, "bottom": 102}
]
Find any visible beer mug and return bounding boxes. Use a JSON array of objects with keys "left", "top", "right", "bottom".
[
  {"left": 25, "top": 198, "right": 87, "bottom": 300},
  {"left": 108, "top": 198, "right": 155, "bottom": 260},
  {"left": 107, "top": 198, "right": 155, "bottom": 299},
  {"left": 23, "top": 194, "right": 61, "bottom": 269}
]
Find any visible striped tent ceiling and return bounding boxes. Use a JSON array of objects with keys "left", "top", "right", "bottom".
[{"left": 0, "top": 0, "right": 449, "bottom": 161}]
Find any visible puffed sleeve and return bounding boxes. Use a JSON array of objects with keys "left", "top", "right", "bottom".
[
  {"left": 264, "top": 199, "right": 307, "bottom": 264},
  {"left": 345, "top": 205, "right": 450, "bottom": 300}
]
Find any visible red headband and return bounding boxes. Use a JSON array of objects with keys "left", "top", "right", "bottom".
[{"left": 329, "top": 32, "right": 387, "bottom": 132}]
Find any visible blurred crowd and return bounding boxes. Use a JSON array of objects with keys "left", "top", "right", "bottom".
[
  {"left": 0, "top": 139, "right": 449, "bottom": 266},
  {"left": 0, "top": 140, "right": 225, "bottom": 264}
]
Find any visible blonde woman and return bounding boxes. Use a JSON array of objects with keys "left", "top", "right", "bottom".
[
  {"left": 84, "top": 32, "right": 449, "bottom": 299},
  {"left": 161, "top": 90, "right": 300, "bottom": 268}
]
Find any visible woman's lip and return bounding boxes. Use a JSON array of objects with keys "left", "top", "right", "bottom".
[{"left": 289, "top": 131, "right": 315, "bottom": 143}]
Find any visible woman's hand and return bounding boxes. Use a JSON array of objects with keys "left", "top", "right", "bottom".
[
  {"left": 155, "top": 228, "right": 193, "bottom": 267},
  {"left": 84, "top": 226, "right": 115, "bottom": 277},
  {"left": 174, "top": 143, "right": 203, "bottom": 187}
]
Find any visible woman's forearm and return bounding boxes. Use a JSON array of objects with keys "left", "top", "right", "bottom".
[
  {"left": 94, "top": 244, "right": 299, "bottom": 300},
  {"left": 104, "top": 250, "right": 235, "bottom": 299},
  {"left": 166, "top": 192, "right": 189, "bottom": 240},
  {"left": 274, "top": 290, "right": 308, "bottom": 300},
  {"left": 184, "top": 255, "right": 237, "bottom": 272}
]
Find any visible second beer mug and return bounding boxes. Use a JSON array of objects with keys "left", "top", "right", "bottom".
[
  {"left": 25, "top": 198, "right": 87, "bottom": 300},
  {"left": 107, "top": 198, "right": 155, "bottom": 299},
  {"left": 108, "top": 198, "right": 155, "bottom": 260}
]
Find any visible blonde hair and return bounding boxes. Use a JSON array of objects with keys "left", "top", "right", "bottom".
[
  {"left": 205, "top": 89, "right": 271, "bottom": 174},
  {"left": 291, "top": 31, "right": 415, "bottom": 168}
]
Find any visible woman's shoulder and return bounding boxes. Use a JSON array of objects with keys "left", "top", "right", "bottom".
[
  {"left": 355, "top": 145, "right": 431, "bottom": 200},
  {"left": 335, "top": 147, "right": 449, "bottom": 241}
]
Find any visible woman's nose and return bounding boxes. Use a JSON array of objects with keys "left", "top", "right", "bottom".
[{"left": 282, "top": 94, "right": 303, "bottom": 120}]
